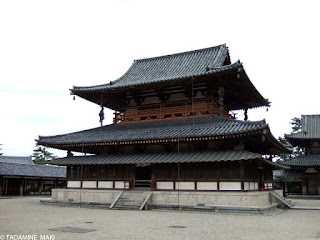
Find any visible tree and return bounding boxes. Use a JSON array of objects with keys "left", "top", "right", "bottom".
[
  {"left": 290, "top": 117, "right": 302, "bottom": 133},
  {"left": 32, "top": 144, "right": 56, "bottom": 165},
  {"left": 277, "top": 117, "right": 304, "bottom": 161}
]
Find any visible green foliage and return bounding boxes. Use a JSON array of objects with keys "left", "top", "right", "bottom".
[
  {"left": 277, "top": 117, "right": 304, "bottom": 161},
  {"left": 32, "top": 144, "right": 56, "bottom": 165},
  {"left": 290, "top": 117, "right": 302, "bottom": 133}
]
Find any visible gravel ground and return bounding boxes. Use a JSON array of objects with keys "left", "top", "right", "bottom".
[{"left": 0, "top": 197, "right": 320, "bottom": 240}]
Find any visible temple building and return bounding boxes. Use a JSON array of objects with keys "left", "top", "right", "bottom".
[
  {"left": 0, "top": 156, "right": 66, "bottom": 196},
  {"left": 276, "top": 115, "right": 320, "bottom": 196},
  {"left": 38, "top": 44, "right": 289, "bottom": 209}
]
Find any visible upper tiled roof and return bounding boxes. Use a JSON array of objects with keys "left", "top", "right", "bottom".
[
  {"left": 49, "top": 150, "right": 262, "bottom": 165},
  {"left": 280, "top": 155, "right": 320, "bottom": 167},
  {"left": 0, "top": 162, "right": 66, "bottom": 178},
  {"left": 0, "top": 156, "right": 34, "bottom": 165},
  {"left": 286, "top": 115, "right": 320, "bottom": 140},
  {"left": 72, "top": 44, "right": 231, "bottom": 92},
  {"left": 38, "top": 116, "right": 267, "bottom": 146}
]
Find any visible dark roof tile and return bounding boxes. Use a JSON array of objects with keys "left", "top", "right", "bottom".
[
  {"left": 280, "top": 155, "right": 320, "bottom": 167},
  {"left": 38, "top": 116, "right": 267, "bottom": 146},
  {"left": 48, "top": 150, "right": 262, "bottom": 165},
  {"left": 0, "top": 162, "right": 66, "bottom": 178},
  {"left": 72, "top": 45, "right": 231, "bottom": 92}
]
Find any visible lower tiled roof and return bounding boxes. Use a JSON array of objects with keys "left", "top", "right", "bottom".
[
  {"left": 280, "top": 155, "right": 320, "bottom": 167},
  {"left": 0, "top": 162, "right": 66, "bottom": 178},
  {"left": 49, "top": 150, "right": 262, "bottom": 165},
  {"left": 0, "top": 156, "right": 34, "bottom": 165},
  {"left": 38, "top": 116, "right": 267, "bottom": 147},
  {"left": 273, "top": 169, "right": 303, "bottom": 181}
]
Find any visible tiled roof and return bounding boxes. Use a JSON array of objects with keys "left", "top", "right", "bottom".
[
  {"left": 71, "top": 44, "right": 269, "bottom": 110},
  {"left": 280, "top": 155, "right": 320, "bottom": 167},
  {"left": 286, "top": 115, "right": 320, "bottom": 140},
  {"left": 38, "top": 116, "right": 268, "bottom": 146},
  {"left": 72, "top": 44, "right": 231, "bottom": 92},
  {"left": 48, "top": 150, "right": 262, "bottom": 165},
  {"left": 0, "top": 162, "right": 66, "bottom": 178},
  {"left": 273, "top": 169, "right": 303, "bottom": 181},
  {"left": 0, "top": 156, "right": 34, "bottom": 165}
]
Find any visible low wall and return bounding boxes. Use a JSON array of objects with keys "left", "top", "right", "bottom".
[
  {"left": 52, "top": 189, "right": 273, "bottom": 207},
  {"left": 52, "top": 189, "right": 121, "bottom": 203}
]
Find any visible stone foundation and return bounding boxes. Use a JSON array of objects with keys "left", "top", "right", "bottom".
[{"left": 52, "top": 189, "right": 282, "bottom": 207}]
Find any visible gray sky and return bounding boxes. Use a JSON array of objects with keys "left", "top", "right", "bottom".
[{"left": 1, "top": 0, "right": 319, "bottom": 157}]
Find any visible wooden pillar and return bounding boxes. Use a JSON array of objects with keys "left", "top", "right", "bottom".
[
  {"left": 38, "top": 179, "right": 42, "bottom": 196},
  {"left": 80, "top": 165, "right": 83, "bottom": 188},
  {"left": 218, "top": 86, "right": 224, "bottom": 116},
  {"left": 217, "top": 162, "right": 220, "bottom": 191},
  {"left": 240, "top": 161, "right": 245, "bottom": 191},
  {"left": 151, "top": 165, "right": 156, "bottom": 190},
  {"left": 0, "top": 176, "right": 3, "bottom": 196},
  {"left": 19, "top": 178, "right": 24, "bottom": 196},
  {"left": 113, "top": 165, "right": 116, "bottom": 189},
  {"left": 317, "top": 170, "right": 320, "bottom": 195},
  {"left": 54, "top": 178, "right": 58, "bottom": 189},
  {"left": 244, "top": 108, "right": 248, "bottom": 121},
  {"left": 301, "top": 171, "right": 308, "bottom": 195}
]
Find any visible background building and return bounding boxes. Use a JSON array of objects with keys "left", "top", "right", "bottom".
[
  {"left": 276, "top": 115, "right": 320, "bottom": 195},
  {"left": 0, "top": 156, "right": 66, "bottom": 196}
]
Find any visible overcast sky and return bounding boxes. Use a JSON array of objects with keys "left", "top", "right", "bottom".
[{"left": 1, "top": 0, "right": 319, "bottom": 157}]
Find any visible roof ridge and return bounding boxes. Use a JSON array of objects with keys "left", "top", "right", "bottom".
[
  {"left": 134, "top": 44, "right": 227, "bottom": 63},
  {"left": 0, "top": 162, "right": 65, "bottom": 168}
]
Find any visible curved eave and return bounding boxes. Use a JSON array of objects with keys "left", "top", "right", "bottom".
[
  {"left": 37, "top": 129, "right": 267, "bottom": 153},
  {"left": 48, "top": 150, "right": 262, "bottom": 166},
  {"left": 265, "top": 128, "right": 292, "bottom": 154},
  {"left": 285, "top": 133, "right": 320, "bottom": 146},
  {"left": 263, "top": 159, "right": 290, "bottom": 169}
]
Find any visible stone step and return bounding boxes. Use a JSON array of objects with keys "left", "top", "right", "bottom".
[
  {"left": 116, "top": 201, "right": 144, "bottom": 206},
  {"left": 119, "top": 195, "right": 147, "bottom": 200},
  {"left": 110, "top": 190, "right": 152, "bottom": 210},
  {"left": 113, "top": 204, "right": 141, "bottom": 210}
]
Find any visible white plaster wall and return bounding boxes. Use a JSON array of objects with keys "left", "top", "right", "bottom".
[
  {"left": 82, "top": 181, "right": 97, "bottom": 188},
  {"left": 98, "top": 181, "right": 113, "bottom": 189},
  {"left": 175, "top": 182, "right": 195, "bottom": 190},
  {"left": 115, "top": 181, "right": 124, "bottom": 189},
  {"left": 244, "top": 182, "right": 250, "bottom": 191},
  {"left": 114, "top": 181, "right": 130, "bottom": 189},
  {"left": 219, "top": 182, "right": 241, "bottom": 191},
  {"left": 67, "top": 181, "right": 81, "bottom": 188},
  {"left": 157, "top": 182, "right": 174, "bottom": 190},
  {"left": 197, "top": 182, "right": 218, "bottom": 190}
]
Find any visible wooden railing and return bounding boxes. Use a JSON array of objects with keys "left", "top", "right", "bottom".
[{"left": 113, "top": 99, "right": 234, "bottom": 124}]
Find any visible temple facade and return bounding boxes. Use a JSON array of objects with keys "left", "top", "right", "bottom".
[{"left": 38, "top": 44, "right": 289, "bottom": 208}]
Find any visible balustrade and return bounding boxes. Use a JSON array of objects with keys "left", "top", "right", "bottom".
[{"left": 113, "top": 99, "right": 234, "bottom": 124}]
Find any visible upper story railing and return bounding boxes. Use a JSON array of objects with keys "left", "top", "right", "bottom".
[{"left": 113, "top": 99, "right": 234, "bottom": 124}]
